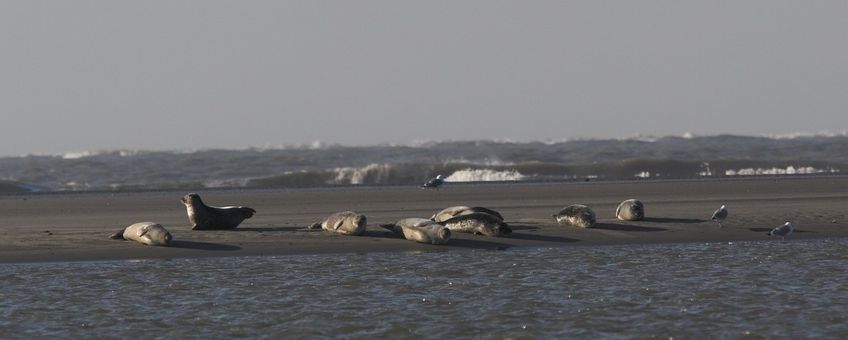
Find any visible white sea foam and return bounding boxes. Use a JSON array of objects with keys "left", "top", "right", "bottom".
[
  {"left": 763, "top": 130, "right": 848, "bottom": 140},
  {"left": 331, "top": 164, "right": 393, "bottom": 185},
  {"left": 725, "top": 166, "right": 840, "bottom": 176},
  {"left": 203, "top": 178, "right": 252, "bottom": 188},
  {"left": 445, "top": 169, "right": 525, "bottom": 182}
]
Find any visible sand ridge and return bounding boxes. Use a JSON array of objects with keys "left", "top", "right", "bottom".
[{"left": 0, "top": 177, "right": 846, "bottom": 263}]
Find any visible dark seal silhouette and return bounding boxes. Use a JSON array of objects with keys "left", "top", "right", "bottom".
[{"left": 181, "top": 193, "right": 255, "bottom": 230}]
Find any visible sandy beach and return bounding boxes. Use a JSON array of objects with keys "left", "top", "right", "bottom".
[{"left": 1, "top": 176, "right": 846, "bottom": 264}]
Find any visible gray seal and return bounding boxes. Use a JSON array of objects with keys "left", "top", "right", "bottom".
[
  {"left": 380, "top": 218, "right": 451, "bottom": 244},
  {"left": 181, "top": 193, "right": 256, "bottom": 230},
  {"left": 430, "top": 206, "right": 504, "bottom": 222},
  {"left": 615, "top": 199, "right": 645, "bottom": 221},
  {"left": 109, "top": 222, "right": 173, "bottom": 246},
  {"left": 308, "top": 211, "right": 367, "bottom": 236},
  {"left": 440, "top": 212, "right": 511, "bottom": 237},
  {"left": 553, "top": 204, "right": 596, "bottom": 228}
]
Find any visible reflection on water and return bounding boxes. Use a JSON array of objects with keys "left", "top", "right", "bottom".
[{"left": 1, "top": 239, "right": 847, "bottom": 338}]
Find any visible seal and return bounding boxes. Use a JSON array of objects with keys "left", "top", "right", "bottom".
[
  {"left": 109, "top": 222, "right": 173, "bottom": 246},
  {"left": 615, "top": 199, "right": 645, "bottom": 221},
  {"left": 308, "top": 211, "right": 367, "bottom": 236},
  {"left": 439, "top": 212, "right": 511, "bottom": 237},
  {"left": 552, "top": 204, "right": 596, "bottom": 228},
  {"left": 380, "top": 218, "right": 451, "bottom": 244},
  {"left": 181, "top": 193, "right": 256, "bottom": 230},
  {"left": 430, "top": 206, "right": 504, "bottom": 222}
]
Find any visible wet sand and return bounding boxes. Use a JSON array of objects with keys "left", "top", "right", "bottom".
[{"left": 1, "top": 177, "right": 846, "bottom": 263}]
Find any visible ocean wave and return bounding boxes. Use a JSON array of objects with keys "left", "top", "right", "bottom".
[
  {"left": 332, "top": 164, "right": 394, "bottom": 185},
  {"left": 446, "top": 169, "right": 525, "bottom": 182},
  {"left": 725, "top": 166, "right": 841, "bottom": 176},
  {"left": 763, "top": 130, "right": 848, "bottom": 140}
]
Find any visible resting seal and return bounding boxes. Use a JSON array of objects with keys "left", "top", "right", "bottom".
[
  {"left": 440, "top": 212, "right": 511, "bottom": 237},
  {"left": 181, "top": 193, "right": 255, "bottom": 230},
  {"left": 380, "top": 218, "right": 451, "bottom": 244},
  {"left": 109, "top": 222, "right": 172, "bottom": 246},
  {"left": 553, "top": 204, "right": 596, "bottom": 228},
  {"left": 308, "top": 211, "right": 367, "bottom": 236},
  {"left": 430, "top": 206, "right": 504, "bottom": 222},
  {"left": 615, "top": 199, "right": 645, "bottom": 221}
]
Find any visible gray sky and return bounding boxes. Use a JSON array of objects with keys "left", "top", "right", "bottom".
[{"left": 1, "top": 1, "right": 846, "bottom": 156}]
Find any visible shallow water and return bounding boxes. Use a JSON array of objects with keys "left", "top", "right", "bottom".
[{"left": 2, "top": 239, "right": 847, "bottom": 338}]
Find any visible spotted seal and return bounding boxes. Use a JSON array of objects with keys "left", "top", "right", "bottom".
[
  {"left": 308, "top": 211, "right": 367, "bottom": 236},
  {"left": 440, "top": 212, "right": 511, "bottom": 237},
  {"left": 181, "top": 193, "right": 255, "bottom": 230},
  {"left": 552, "top": 204, "right": 596, "bottom": 228},
  {"left": 430, "top": 206, "right": 504, "bottom": 222},
  {"left": 615, "top": 199, "right": 645, "bottom": 221},
  {"left": 109, "top": 222, "right": 173, "bottom": 246},
  {"left": 380, "top": 218, "right": 451, "bottom": 244}
]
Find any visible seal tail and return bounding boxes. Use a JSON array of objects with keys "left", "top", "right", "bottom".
[
  {"left": 109, "top": 229, "right": 125, "bottom": 240},
  {"left": 307, "top": 222, "right": 322, "bottom": 230}
]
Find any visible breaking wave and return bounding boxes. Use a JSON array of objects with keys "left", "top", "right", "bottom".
[
  {"left": 446, "top": 169, "right": 525, "bottom": 182},
  {"left": 1, "top": 134, "right": 846, "bottom": 192}
]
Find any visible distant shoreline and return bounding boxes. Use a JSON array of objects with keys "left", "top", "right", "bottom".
[{"left": 1, "top": 177, "right": 847, "bottom": 264}]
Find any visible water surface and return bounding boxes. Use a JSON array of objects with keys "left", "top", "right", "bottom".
[{"left": 1, "top": 239, "right": 846, "bottom": 338}]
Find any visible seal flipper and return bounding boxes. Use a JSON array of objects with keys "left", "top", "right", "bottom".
[
  {"left": 333, "top": 219, "right": 344, "bottom": 231},
  {"left": 307, "top": 222, "right": 322, "bottom": 230},
  {"left": 109, "top": 229, "right": 126, "bottom": 240}
]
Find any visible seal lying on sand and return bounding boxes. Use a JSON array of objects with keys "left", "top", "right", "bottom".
[
  {"left": 109, "top": 222, "right": 173, "bottom": 246},
  {"left": 308, "top": 211, "right": 367, "bottom": 236},
  {"left": 615, "top": 199, "right": 645, "bottom": 221},
  {"left": 181, "top": 193, "right": 255, "bottom": 230},
  {"left": 553, "top": 204, "right": 596, "bottom": 228},
  {"left": 440, "top": 212, "right": 511, "bottom": 237},
  {"left": 380, "top": 218, "right": 451, "bottom": 244},
  {"left": 430, "top": 206, "right": 504, "bottom": 222}
]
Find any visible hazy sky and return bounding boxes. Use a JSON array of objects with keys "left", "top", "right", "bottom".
[{"left": 1, "top": 1, "right": 846, "bottom": 156}]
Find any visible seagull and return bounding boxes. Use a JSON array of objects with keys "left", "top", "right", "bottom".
[
  {"left": 768, "top": 222, "right": 795, "bottom": 240},
  {"left": 420, "top": 174, "right": 446, "bottom": 189},
  {"left": 711, "top": 205, "right": 728, "bottom": 227}
]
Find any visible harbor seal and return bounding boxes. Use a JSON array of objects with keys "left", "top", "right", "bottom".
[
  {"left": 181, "top": 193, "right": 256, "bottom": 230},
  {"left": 768, "top": 222, "right": 795, "bottom": 240},
  {"left": 380, "top": 218, "right": 451, "bottom": 244},
  {"left": 615, "top": 199, "right": 645, "bottom": 221},
  {"left": 109, "top": 222, "right": 173, "bottom": 246},
  {"left": 308, "top": 211, "right": 367, "bottom": 236},
  {"left": 553, "top": 204, "right": 596, "bottom": 228},
  {"left": 430, "top": 206, "right": 504, "bottom": 222},
  {"left": 440, "top": 212, "right": 511, "bottom": 237}
]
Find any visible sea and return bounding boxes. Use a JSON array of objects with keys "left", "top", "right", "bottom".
[
  {"left": 2, "top": 238, "right": 846, "bottom": 338},
  {"left": 0, "top": 134, "right": 846, "bottom": 192}
]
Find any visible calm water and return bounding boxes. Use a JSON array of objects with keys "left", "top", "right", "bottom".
[{"left": 2, "top": 239, "right": 847, "bottom": 339}]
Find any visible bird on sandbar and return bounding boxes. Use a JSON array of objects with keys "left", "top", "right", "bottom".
[
  {"left": 420, "top": 174, "right": 446, "bottom": 189},
  {"left": 711, "top": 205, "right": 728, "bottom": 227},
  {"left": 768, "top": 222, "right": 795, "bottom": 240}
]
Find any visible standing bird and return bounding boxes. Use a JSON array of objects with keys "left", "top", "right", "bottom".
[
  {"left": 420, "top": 174, "right": 446, "bottom": 189},
  {"left": 711, "top": 205, "right": 728, "bottom": 227},
  {"left": 768, "top": 222, "right": 795, "bottom": 240}
]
